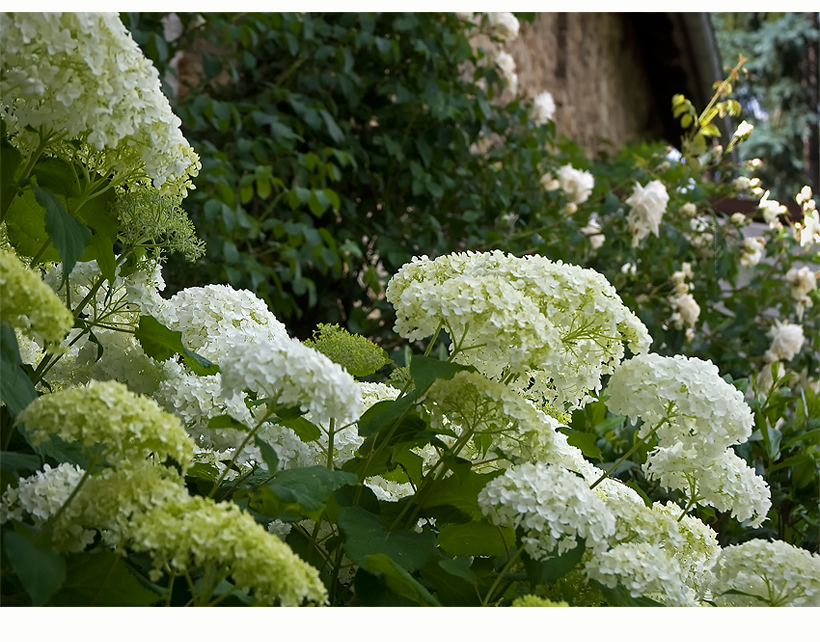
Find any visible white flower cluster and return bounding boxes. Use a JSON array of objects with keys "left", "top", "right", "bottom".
[
  {"left": 784, "top": 265, "right": 816, "bottom": 320},
  {"left": 0, "top": 463, "right": 96, "bottom": 553},
  {"left": 0, "top": 12, "right": 199, "bottom": 196},
  {"left": 557, "top": 164, "right": 594, "bottom": 205},
  {"left": 220, "top": 336, "right": 363, "bottom": 426},
  {"left": 688, "top": 215, "right": 714, "bottom": 249},
  {"left": 668, "top": 263, "right": 700, "bottom": 331},
  {"left": 579, "top": 213, "right": 605, "bottom": 250},
  {"left": 764, "top": 319, "right": 805, "bottom": 364},
  {"left": 584, "top": 542, "right": 698, "bottom": 606},
  {"left": 606, "top": 353, "right": 770, "bottom": 526},
  {"left": 531, "top": 91, "right": 556, "bottom": 126},
  {"left": 711, "top": 539, "right": 820, "bottom": 606},
  {"left": 494, "top": 51, "right": 517, "bottom": 95},
  {"left": 478, "top": 462, "right": 616, "bottom": 558},
  {"left": 386, "top": 251, "right": 651, "bottom": 408},
  {"left": 796, "top": 186, "right": 820, "bottom": 247},
  {"left": 487, "top": 12, "right": 519, "bottom": 43},
  {"left": 625, "top": 180, "right": 669, "bottom": 247},
  {"left": 758, "top": 191, "right": 787, "bottom": 229},
  {"left": 740, "top": 236, "right": 766, "bottom": 268}
]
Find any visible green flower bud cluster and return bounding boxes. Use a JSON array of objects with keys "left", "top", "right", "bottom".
[{"left": 304, "top": 323, "right": 389, "bottom": 378}]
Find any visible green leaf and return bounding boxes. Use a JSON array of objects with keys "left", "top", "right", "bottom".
[
  {"left": 560, "top": 429, "right": 603, "bottom": 460},
  {"left": 81, "top": 232, "right": 116, "bottom": 284},
  {"left": 422, "top": 461, "right": 502, "bottom": 518},
  {"left": 3, "top": 531, "right": 66, "bottom": 606},
  {"left": 356, "top": 395, "right": 417, "bottom": 438},
  {"left": 522, "top": 540, "right": 586, "bottom": 586},
  {"left": 319, "top": 109, "right": 344, "bottom": 144},
  {"left": 365, "top": 553, "right": 440, "bottom": 606},
  {"left": 4, "top": 188, "right": 59, "bottom": 262},
  {"left": 259, "top": 466, "right": 357, "bottom": 520},
  {"left": 0, "top": 144, "right": 22, "bottom": 207},
  {"left": 337, "top": 505, "right": 437, "bottom": 572},
  {"left": 32, "top": 158, "right": 80, "bottom": 198},
  {"left": 36, "top": 186, "right": 91, "bottom": 280},
  {"left": 50, "top": 550, "right": 161, "bottom": 606},
  {"left": 409, "top": 355, "right": 475, "bottom": 392},
  {"left": 279, "top": 416, "right": 321, "bottom": 442},
  {"left": 135, "top": 315, "right": 218, "bottom": 376},
  {"left": 437, "top": 521, "right": 516, "bottom": 558},
  {"left": 414, "top": 139, "right": 433, "bottom": 168},
  {"left": 0, "top": 324, "right": 38, "bottom": 417},
  {"left": 207, "top": 414, "right": 249, "bottom": 431},
  {"left": 254, "top": 435, "right": 280, "bottom": 473},
  {"left": 0, "top": 451, "right": 41, "bottom": 472},
  {"left": 420, "top": 557, "right": 480, "bottom": 606}
]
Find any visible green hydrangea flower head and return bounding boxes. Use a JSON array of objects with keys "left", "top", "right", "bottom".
[
  {"left": 511, "top": 595, "right": 569, "bottom": 607},
  {"left": 111, "top": 187, "right": 205, "bottom": 261},
  {"left": 0, "top": 249, "right": 73, "bottom": 350},
  {"left": 18, "top": 379, "right": 195, "bottom": 471},
  {"left": 129, "top": 494, "right": 328, "bottom": 606},
  {"left": 303, "top": 323, "right": 389, "bottom": 378}
]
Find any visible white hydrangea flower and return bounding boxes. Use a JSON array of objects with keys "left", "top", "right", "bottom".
[
  {"left": 386, "top": 251, "right": 651, "bottom": 408},
  {"left": 557, "top": 164, "right": 594, "bottom": 205},
  {"left": 0, "top": 463, "right": 96, "bottom": 553},
  {"left": 765, "top": 320, "right": 804, "bottom": 362},
  {"left": 364, "top": 477, "right": 415, "bottom": 502},
  {"left": 478, "top": 462, "right": 616, "bottom": 558},
  {"left": 0, "top": 12, "right": 199, "bottom": 196},
  {"left": 740, "top": 236, "right": 766, "bottom": 268},
  {"left": 584, "top": 542, "right": 698, "bottom": 606},
  {"left": 531, "top": 91, "right": 556, "bottom": 126},
  {"left": 643, "top": 445, "right": 771, "bottom": 527},
  {"left": 606, "top": 353, "right": 754, "bottom": 458},
  {"left": 758, "top": 190, "right": 787, "bottom": 229},
  {"left": 487, "top": 12, "right": 520, "bottom": 42},
  {"left": 220, "top": 336, "right": 363, "bottom": 426},
  {"left": 625, "top": 180, "right": 669, "bottom": 246},
  {"left": 711, "top": 539, "right": 820, "bottom": 606},
  {"left": 494, "top": 51, "right": 517, "bottom": 95},
  {"left": 156, "top": 284, "right": 288, "bottom": 366}
]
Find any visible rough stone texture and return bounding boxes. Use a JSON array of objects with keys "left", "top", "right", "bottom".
[{"left": 506, "top": 13, "right": 665, "bottom": 157}]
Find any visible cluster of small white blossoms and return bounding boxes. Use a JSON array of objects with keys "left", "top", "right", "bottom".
[
  {"left": 557, "top": 165, "right": 595, "bottom": 206},
  {"left": 0, "top": 12, "right": 200, "bottom": 196},
  {"left": 668, "top": 262, "right": 700, "bottom": 334},
  {"left": 424, "top": 370, "right": 589, "bottom": 473},
  {"left": 478, "top": 462, "right": 616, "bottom": 558},
  {"left": 711, "top": 539, "right": 820, "bottom": 607},
  {"left": 0, "top": 463, "right": 96, "bottom": 553},
  {"left": 487, "top": 12, "right": 520, "bottom": 43},
  {"left": 584, "top": 541, "right": 698, "bottom": 606},
  {"left": 740, "top": 236, "right": 766, "bottom": 268},
  {"left": 386, "top": 251, "right": 651, "bottom": 408},
  {"left": 0, "top": 249, "right": 74, "bottom": 350},
  {"left": 530, "top": 91, "right": 556, "bottom": 126},
  {"left": 220, "top": 336, "right": 363, "bottom": 427},
  {"left": 625, "top": 180, "right": 669, "bottom": 247},
  {"left": 795, "top": 185, "right": 820, "bottom": 247},
  {"left": 688, "top": 215, "right": 714, "bottom": 250},
  {"left": 494, "top": 51, "right": 518, "bottom": 95},
  {"left": 579, "top": 213, "right": 605, "bottom": 250},
  {"left": 764, "top": 319, "right": 805, "bottom": 364},
  {"left": 758, "top": 190, "right": 787, "bottom": 230},
  {"left": 128, "top": 494, "right": 328, "bottom": 606},
  {"left": 784, "top": 265, "right": 816, "bottom": 320},
  {"left": 606, "top": 353, "right": 771, "bottom": 526},
  {"left": 18, "top": 379, "right": 195, "bottom": 470},
  {"left": 732, "top": 175, "right": 764, "bottom": 197}
]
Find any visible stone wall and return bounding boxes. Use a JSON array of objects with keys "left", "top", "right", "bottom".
[{"left": 507, "top": 13, "right": 665, "bottom": 157}]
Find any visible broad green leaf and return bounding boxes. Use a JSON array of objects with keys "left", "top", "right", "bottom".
[
  {"left": 3, "top": 531, "right": 66, "bottom": 606},
  {"left": 280, "top": 416, "right": 321, "bottom": 442},
  {"left": 319, "top": 109, "right": 344, "bottom": 144},
  {"left": 522, "top": 539, "right": 586, "bottom": 586},
  {"left": 135, "top": 315, "right": 218, "bottom": 376},
  {"left": 259, "top": 465, "right": 357, "bottom": 520},
  {"left": 437, "top": 521, "right": 516, "bottom": 557},
  {"left": 0, "top": 324, "right": 38, "bottom": 417},
  {"left": 422, "top": 463, "right": 502, "bottom": 518},
  {"left": 208, "top": 414, "right": 249, "bottom": 431},
  {"left": 420, "top": 557, "right": 480, "bottom": 606},
  {"left": 0, "top": 144, "right": 22, "bottom": 206},
  {"left": 0, "top": 451, "right": 41, "bottom": 472},
  {"left": 356, "top": 394, "right": 416, "bottom": 438},
  {"left": 365, "top": 553, "right": 440, "bottom": 606},
  {"left": 81, "top": 232, "right": 116, "bottom": 284},
  {"left": 391, "top": 448, "right": 424, "bottom": 486},
  {"left": 408, "top": 355, "right": 474, "bottom": 392},
  {"left": 4, "top": 188, "right": 59, "bottom": 262},
  {"left": 73, "top": 187, "right": 117, "bottom": 240},
  {"left": 50, "top": 550, "right": 161, "bottom": 606},
  {"left": 36, "top": 185, "right": 91, "bottom": 280},
  {"left": 254, "top": 435, "right": 280, "bottom": 472},
  {"left": 32, "top": 158, "right": 80, "bottom": 198},
  {"left": 560, "top": 428, "right": 603, "bottom": 460},
  {"left": 337, "top": 505, "right": 437, "bottom": 572}
]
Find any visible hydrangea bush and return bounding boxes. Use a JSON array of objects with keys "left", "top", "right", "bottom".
[{"left": 1, "top": 11, "right": 818, "bottom": 607}]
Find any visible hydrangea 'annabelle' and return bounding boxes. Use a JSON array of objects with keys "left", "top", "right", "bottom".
[
  {"left": 220, "top": 336, "right": 363, "bottom": 426},
  {"left": 711, "top": 539, "right": 820, "bottom": 606},
  {"left": 478, "top": 462, "right": 616, "bottom": 558},
  {"left": 0, "top": 12, "right": 200, "bottom": 196},
  {"left": 625, "top": 180, "right": 669, "bottom": 246},
  {"left": 0, "top": 249, "right": 73, "bottom": 349},
  {"left": 18, "top": 380, "right": 195, "bottom": 470},
  {"left": 386, "top": 251, "right": 650, "bottom": 407}
]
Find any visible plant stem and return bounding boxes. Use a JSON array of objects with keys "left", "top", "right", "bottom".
[
  {"left": 481, "top": 547, "right": 523, "bottom": 606},
  {"left": 208, "top": 409, "right": 273, "bottom": 499},
  {"left": 326, "top": 418, "right": 336, "bottom": 470}
]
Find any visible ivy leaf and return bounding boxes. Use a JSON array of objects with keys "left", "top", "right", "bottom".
[
  {"left": 0, "top": 324, "right": 38, "bottom": 418},
  {"left": 3, "top": 531, "right": 66, "bottom": 606},
  {"left": 135, "top": 315, "right": 218, "bottom": 376},
  {"left": 35, "top": 186, "right": 91, "bottom": 282},
  {"left": 50, "top": 550, "right": 162, "bottom": 606}
]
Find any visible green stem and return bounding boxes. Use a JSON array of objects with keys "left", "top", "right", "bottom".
[
  {"left": 38, "top": 457, "right": 98, "bottom": 542},
  {"left": 207, "top": 413, "right": 269, "bottom": 499},
  {"left": 326, "top": 418, "right": 336, "bottom": 470},
  {"left": 481, "top": 547, "right": 523, "bottom": 606}
]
